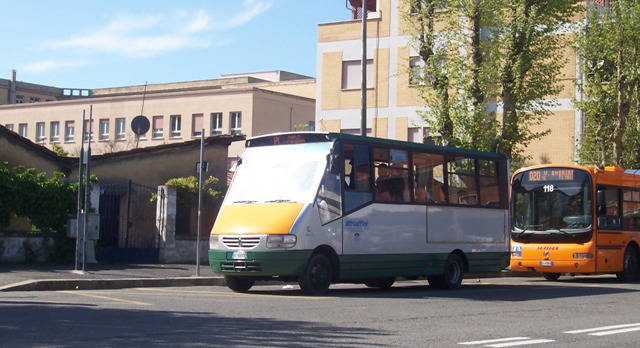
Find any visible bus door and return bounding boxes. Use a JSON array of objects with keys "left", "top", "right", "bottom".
[{"left": 596, "top": 186, "right": 624, "bottom": 272}]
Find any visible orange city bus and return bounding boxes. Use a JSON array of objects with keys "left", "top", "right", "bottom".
[{"left": 510, "top": 165, "right": 640, "bottom": 281}]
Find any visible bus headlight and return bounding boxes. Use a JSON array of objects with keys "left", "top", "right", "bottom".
[
  {"left": 267, "top": 234, "right": 297, "bottom": 248},
  {"left": 573, "top": 253, "right": 593, "bottom": 259},
  {"left": 209, "top": 234, "right": 219, "bottom": 249}
]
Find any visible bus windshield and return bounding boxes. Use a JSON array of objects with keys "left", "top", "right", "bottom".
[
  {"left": 225, "top": 142, "right": 332, "bottom": 204},
  {"left": 511, "top": 168, "right": 593, "bottom": 243}
]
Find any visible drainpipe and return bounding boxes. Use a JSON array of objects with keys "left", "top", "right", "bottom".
[{"left": 8, "top": 69, "right": 16, "bottom": 104}]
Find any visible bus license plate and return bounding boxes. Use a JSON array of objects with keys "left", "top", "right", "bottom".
[
  {"left": 232, "top": 250, "right": 247, "bottom": 260},
  {"left": 540, "top": 260, "right": 553, "bottom": 266}
]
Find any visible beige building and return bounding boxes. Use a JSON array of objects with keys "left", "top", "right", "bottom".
[
  {"left": 316, "top": 0, "right": 583, "bottom": 165},
  {"left": 0, "top": 71, "right": 315, "bottom": 168}
]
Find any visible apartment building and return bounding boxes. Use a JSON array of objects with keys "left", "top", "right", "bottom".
[
  {"left": 315, "top": 0, "right": 583, "bottom": 165},
  {"left": 0, "top": 71, "right": 315, "bottom": 168}
]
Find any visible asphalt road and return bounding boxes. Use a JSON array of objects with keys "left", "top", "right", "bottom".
[{"left": 1, "top": 276, "right": 640, "bottom": 347}]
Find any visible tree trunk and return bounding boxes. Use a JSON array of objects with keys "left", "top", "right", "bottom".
[{"left": 614, "top": 48, "right": 629, "bottom": 166}]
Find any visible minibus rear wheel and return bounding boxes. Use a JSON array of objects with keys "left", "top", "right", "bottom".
[{"left": 225, "top": 276, "right": 255, "bottom": 292}]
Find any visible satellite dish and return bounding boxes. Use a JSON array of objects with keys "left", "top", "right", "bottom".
[{"left": 131, "top": 115, "right": 150, "bottom": 136}]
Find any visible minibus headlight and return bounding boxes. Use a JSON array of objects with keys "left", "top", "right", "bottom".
[
  {"left": 267, "top": 234, "right": 297, "bottom": 248},
  {"left": 209, "top": 234, "right": 219, "bottom": 249},
  {"left": 573, "top": 253, "right": 593, "bottom": 259}
]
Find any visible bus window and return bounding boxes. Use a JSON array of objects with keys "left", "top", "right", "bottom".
[
  {"left": 448, "top": 156, "right": 478, "bottom": 205},
  {"left": 478, "top": 159, "right": 500, "bottom": 207},
  {"left": 317, "top": 170, "right": 342, "bottom": 225},
  {"left": 413, "top": 152, "right": 445, "bottom": 204},
  {"left": 373, "top": 148, "right": 410, "bottom": 203},
  {"left": 343, "top": 143, "right": 373, "bottom": 212},
  {"left": 623, "top": 190, "right": 640, "bottom": 230},
  {"left": 597, "top": 186, "right": 620, "bottom": 229}
]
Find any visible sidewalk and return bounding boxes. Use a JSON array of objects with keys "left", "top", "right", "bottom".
[{"left": 0, "top": 263, "right": 225, "bottom": 292}]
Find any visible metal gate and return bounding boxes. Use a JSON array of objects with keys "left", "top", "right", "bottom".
[{"left": 98, "top": 181, "right": 159, "bottom": 263}]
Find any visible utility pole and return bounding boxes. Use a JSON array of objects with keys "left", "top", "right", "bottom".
[
  {"left": 195, "top": 130, "right": 204, "bottom": 276},
  {"left": 361, "top": 0, "right": 368, "bottom": 137},
  {"left": 74, "top": 110, "right": 86, "bottom": 272},
  {"left": 82, "top": 105, "right": 93, "bottom": 272}
]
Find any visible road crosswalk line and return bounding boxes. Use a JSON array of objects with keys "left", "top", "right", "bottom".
[
  {"left": 486, "top": 339, "right": 554, "bottom": 347},
  {"left": 589, "top": 326, "right": 640, "bottom": 336},
  {"left": 459, "top": 337, "right": 530, "bottom": 345},
  {"left": 564, "top": 323, "right": 640, "bottom": 334},
  {"left": 459, "top": 337, "right": 555, "bottom": 347}
]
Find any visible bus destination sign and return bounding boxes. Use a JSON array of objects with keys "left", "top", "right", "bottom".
[
  {"left": 527, "top": 168, "right": 575, "bottom": 182},
  {"left": 247, "top": 133, "right": 330, "bottom": 147}
]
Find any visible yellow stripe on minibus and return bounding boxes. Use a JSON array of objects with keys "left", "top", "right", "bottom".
[{"left": 211, "top": 203, "right": 303, "bottom": 235}]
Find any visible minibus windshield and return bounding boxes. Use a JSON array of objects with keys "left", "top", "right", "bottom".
[{"left": 225, "top": 142, "right": 332, "bottom": 204}]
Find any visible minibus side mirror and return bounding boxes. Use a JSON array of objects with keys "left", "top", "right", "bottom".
[
  {"left": 327, "top": 154, "right": 340, "bottom": 175},
  {"left": 596, "top": 189, "right": 607, "bottom": 215}
]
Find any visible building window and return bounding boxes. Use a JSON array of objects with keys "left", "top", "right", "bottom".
[
  {"left": 65, "top": 121, "right": 75, "bottom": 142},
  {"left": 18, "top": 123, "right": 27, "bottom": 137},
  {"left": 409, "top": 57, "right": 425, "bottom": 85},
  {"left": 5, "top": 124, "right": 14, "bottom": 131},
  {"left": 192, "top": 113, "right": 203, "bottom": 137},
  {"left": 342, "top": 59, "right": 373, "bottom": 90},
  {"left": 152, "top": 116, "right": 164, "bottom": 138},
  {"left": 50, "top": 122, "right": 60, "bottom": 142},
  {"left": 230, "top": 112, "right": 242, "bottom": 135},
  {"left": 115, "top": 118, "right": 126, "bottom": 139},
  {"left": 170, "top": 115, "right": 181, "bottom": 137},
  {"left": 29, "top": 97, "right": 40, "bottom": 103},
  {"left": 35, "top": 122, "right": 46, "bottom": 143},
  {"left": 211, "top": 112, "right": 223, "bottom": 135},
  {"left": 84, "top": 120, "right": 94, "bottom": 141},
  {"left": 99, "top": 119, "right": 109, "bottom": 140},
  {"left": 15, "top": 95, "right": 24, "bottom": 103}
]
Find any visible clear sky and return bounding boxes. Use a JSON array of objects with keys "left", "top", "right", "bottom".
[{"left": 1, "top": 0, "right": 350, "bottom": 89}]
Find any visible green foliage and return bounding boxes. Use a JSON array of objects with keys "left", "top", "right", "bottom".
[
  {"left": 0, "top": 162, "right": 77, "bottom": 232},
  {"left": 575, "top": 0, "right": 640, "bottom": 167},
  {"left": 404, "top": 0, "right": 582, "bottom": 162},
  {"left": 151, "top": 175, "right": 227, "bottom": 204},
  {"left": 50, "top": 143, "right": 68, "bottom": 157}
]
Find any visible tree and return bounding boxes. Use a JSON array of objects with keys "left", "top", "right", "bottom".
[
  {"left": 575, "top": 0, "right": 640, "bottom": 167},
  {"left": 405, "top": 0, "right": 581, "bottom": 163}
]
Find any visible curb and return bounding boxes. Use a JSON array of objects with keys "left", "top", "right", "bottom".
[
  {"left": 0, "top": 271, "right": 541, "bottom": 292},
  {"left": 0, "top": 277, "right": 226, "bottom": 292}
]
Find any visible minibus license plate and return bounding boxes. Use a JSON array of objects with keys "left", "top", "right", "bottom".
[
  {"left": 540, "top": 260, "right": 553, "bottom": 266},
  {"left": 232, "top": 250, "right": 247, "bottom": 260}
]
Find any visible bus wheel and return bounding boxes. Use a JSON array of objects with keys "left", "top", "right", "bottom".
[
  {"left": 364, "top": 278, "right": 395, "bottom": 289},
  {"left": 616, "top": 246, "right": 639, "bottom": 282},
  {"left": 225, "top": 276, "right": 255, "bottom": 292},
  {"left": 441, "top": 254, "right": 464, "bottom": 289},
  {"left": 429, "top": 254, "right": 464, "bottom": 289},
  {"left": 299, "top": 253, "right": 332, "bottom": 295},
  {"left": 542, "top": 273, "right": 561, "bottom": 281}
]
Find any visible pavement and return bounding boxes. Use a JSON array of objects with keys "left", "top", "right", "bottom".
[
  {"left": 0, "top": 263, "right": 225, "bottom": 292},
  {"left": 0, "top": 262, "right": 535, "bottom": 292}
]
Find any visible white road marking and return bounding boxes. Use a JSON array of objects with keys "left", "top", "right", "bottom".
[
  {"left": 486, "top": 339, "right": 555, "bottom": 347},
  {"left": 589, "top": 326, "right": 640, "bottom": 336},
  {"left": 564, "top": 323, "right": 640, "bottom": 334},
  {"left": 459, "top": 337, "right": 530, "bottom": 345}
]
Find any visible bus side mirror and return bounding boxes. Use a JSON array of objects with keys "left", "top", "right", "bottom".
[
  {"left": 597, "top": 189, "right": 607, "bottom": 215},
  {"left": 327, "top": 154, "right": 340, "bottom": 175}
]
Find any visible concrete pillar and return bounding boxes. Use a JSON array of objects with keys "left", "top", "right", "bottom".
[{"left": 157, "top": 186, "right": 177, "bottom": 262}]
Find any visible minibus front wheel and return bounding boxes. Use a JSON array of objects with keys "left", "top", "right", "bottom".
[
  {"left": 225, "top": 275, "right": 255, "bottom": 292},
  {"left": 299, "top": 253, "right": 332, "bottom": 295}
]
